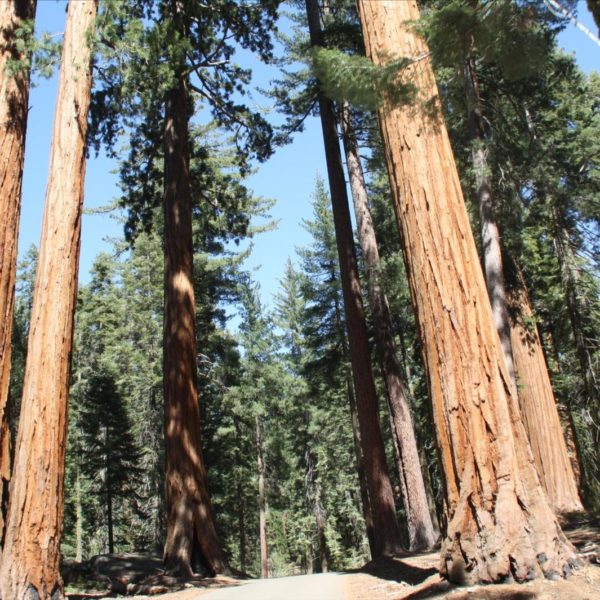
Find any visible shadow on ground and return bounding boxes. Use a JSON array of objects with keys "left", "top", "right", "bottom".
[{"left": 63, "top": 553, "right": 242, "bottom": 598}]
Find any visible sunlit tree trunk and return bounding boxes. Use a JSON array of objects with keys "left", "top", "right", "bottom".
[
  {"left": 341, "top": 103, "right": 436, "bottom": 552},
  {"left": 463, "top": 57, "right": 581, "bottom": 514},
  {"left": 356, "top": 0, "right": 576, "bottom": 583},
  {"left": 161, "top": 74, "right": 228, "bottom": 577},
  {"left": 0, "top": 2, "right": 97, "bottom": 596},
  {"left": 506, "top": 261, "right": 582, "bottom": 513},
  {"left": 0, "top": 0, "right": 37, "bottom": 543}
]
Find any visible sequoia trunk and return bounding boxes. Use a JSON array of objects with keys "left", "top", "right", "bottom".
[
  {"left": 341, "top": 103, "right": 435, "bottom": 552},
  {"left": 506, "top": 261, "right": 582, "bottom": 513},
  {"left": 305, "top": 0, "right": 403, "bottom": 558},
  {"left": 162, "top": 75, "right": 228, "bottom": 577},
  {"left": 0, "top": 0, "right": 36, "bottom": 543},
  {"left": 356, "top": 0, "right": 576, "bottom": 583},
  {"left": 0, "top": 2, "right": 97, "bottom": 596},
  {"left": 463, "top": 57, "right": 581, "bottom": 514}
]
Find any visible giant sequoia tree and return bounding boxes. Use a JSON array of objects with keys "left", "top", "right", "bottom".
[
  {"left": 89, "top": 0, "right": 280, "bottom": 576},
  {"left": 0, "top": 0, "right": 36, "bottom": 542},
  {"left": 0, "top": 1, "right": 97, "bottom": 596},
  {"left": 356, "top": 0, "right": 576, "bottom": 584}
]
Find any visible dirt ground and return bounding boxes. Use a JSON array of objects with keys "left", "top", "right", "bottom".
[{"left": 65, "top": 518, "right": 600, "bottom": 600}]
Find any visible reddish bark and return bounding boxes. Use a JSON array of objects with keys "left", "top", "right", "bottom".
[
  {"left": 463, "top": 57, "right": 581, "bottom": 514},
  {"left": 0, "top": 2, "right": 97, "bottom": 596},
  {"left": 507, "top": 265, "right": 582, "bottom": 513},
  {"left": 0, "top": 0, "right": 36, "bottom": 544},
  {"left": 305, "top": 0, "right": 403, "bottom": 558},
  {"left": 341, "top": 103, "right": 436, "bottom": 551},
  {"left": 356, "top": 0, "right": 576, "bottom": 583},
  {"left": 161, "top": 76, "right": 228, "bottom": 577}
]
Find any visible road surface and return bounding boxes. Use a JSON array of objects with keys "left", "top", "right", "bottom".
[{"left": 198, "top": 573, "right": 347, "bottom": 600}]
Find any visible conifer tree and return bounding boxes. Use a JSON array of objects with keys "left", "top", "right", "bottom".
[
  {"left": 341, "top": 103, "right": 436, "bottom": 551},
  {"left": 305, "top": 0, "right": 403, "bottom": 558},
  {"left": 356, "top": 0, "right": 575, "bottom": 583},
  {"left": 0, "top": 0, "right": 36, "bottom": 542},
  {"left": 420, "top": 0, "right": 582, "bottom": 513},
  {"left": 0, "top": 1, "right": 98, "bottom": 596},
  {"left": 80, "top": 371, "right": 142, "bottom": 555},
  {"left": 89, "top": 0, "right": 280, "bottom": 574}
]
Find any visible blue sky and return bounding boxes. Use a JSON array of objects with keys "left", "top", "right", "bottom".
[{"left": 17, "top": 0, "right": 600, "bottom": 313}]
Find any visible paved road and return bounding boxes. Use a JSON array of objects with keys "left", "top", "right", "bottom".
[{"left": 198, "top": 573, "right": 347, "bottom": 600}]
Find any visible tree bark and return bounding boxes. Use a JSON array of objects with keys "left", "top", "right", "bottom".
[
  {"left": 356, "top": 0, "right": 576, "bottom": 584},
  {"left": 346, "top": 373, "right": 375, "bottom": 553},
  {"left": 341, "top": 102, "right": 436, "bottom": 552},
  {"left": 506, "top": 261, "right": 582, "bottom": 513},
  {"left": 305, "top": 0, "right": 403, "bottom": 559},
  {"left": 0, "top": 0, "right": 37, "bottom": 545},
  {"left": 0, "top": 2, "right": 97, "bottom": 596},
  {"left": 314, "top": 484, "right": 329, "bottom": 573},
  {"left": 463, "top": 57, "right": 581, "bottom": 514},
  {"left": 256, "top": 416, "right": 269, "bottom": 579},
  {"left": 161, "top": 75, "right": 228, "bottom": 577},
  {"left": 462, "top": 57, "right": 516, "bottom": 391}
]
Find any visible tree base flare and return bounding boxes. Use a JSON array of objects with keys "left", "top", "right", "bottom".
[{"left": 441, "top": 517, "right": 579, "bottom": 585}]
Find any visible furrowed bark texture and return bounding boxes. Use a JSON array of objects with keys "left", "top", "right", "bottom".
[
  {"left": 341, "top": 103, "right": 435, "bottom": 552},
  {"left": 463, "top": 58, "right": 581, "bottom": 514},
  {"left": 356, "top": 0, "right": 576, "bottom": 584},
  {"left": 0, "top": 0, "right": 36, "bottom": 545},
  {"left": 0, "top": 2, "right": 96, "bottom": 597},
  {"left": 162, "top": 76, "right": 227, "bottom": 578},
  {"left": 305, "top": 0, "right": 403, "bottom": 558},
  {"left": 507, "top": 264, "right": 582, "bottom": 514}
]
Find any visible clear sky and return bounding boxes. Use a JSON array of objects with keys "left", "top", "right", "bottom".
[{"left": 16, "top": 0, "right": 600, "bottom": 315}]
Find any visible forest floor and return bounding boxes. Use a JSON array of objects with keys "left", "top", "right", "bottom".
[{"left": 64, "top": 517, "right": 600, "bottom": 600}]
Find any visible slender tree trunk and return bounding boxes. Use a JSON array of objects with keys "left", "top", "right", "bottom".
[
  {"left": 463, "top": 57, "right": 581, "bottom": 514},
  {"left": 554, "top": 226, "right": 600, "bottom": 431},
  {"left": 305, "top": 445, "right": 330, "bottom": 573},
  {"left": 237, "top": 482, "right": 246, "bottom": 573},
  {"left": 107, "top": 489, "right": 114, "bottom": 555},
  {"left": 161, "top": 74, "right": 227, "bottom": 577},
  {"left": 314, "top": 484, "right": 329, "bottom": 573},
  {"left": 506, "top": 261, "right": 582, "bottom": 513},
  {"left": 0, "top": 2, "right": 97, "bottom": 596},
  {"left": 341, "top": 102, "right": 436, "bottom": 552},
  {"left": 305, "top": 0, "right": 403, "bottom": 558},
  {"left": 256, "top": 416, "right": 269, "bottom": 579},
  {"left": 356, "top": 0, "right": 576, "bottom": 583},
  {"left": 235, "top": 424, "right": 247, "bottom": 573},
  {"left": 346, "top": 373, "right": 375, "bottom": 553},
  {"left": 462, "top": 57, "right": 516, "bottom": 390},
  {"left": 0, "top": 0, "right": 37, "bottom": 545},
  {"left": 75, "top": 462, "right": 83, "bottom": 562}
]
